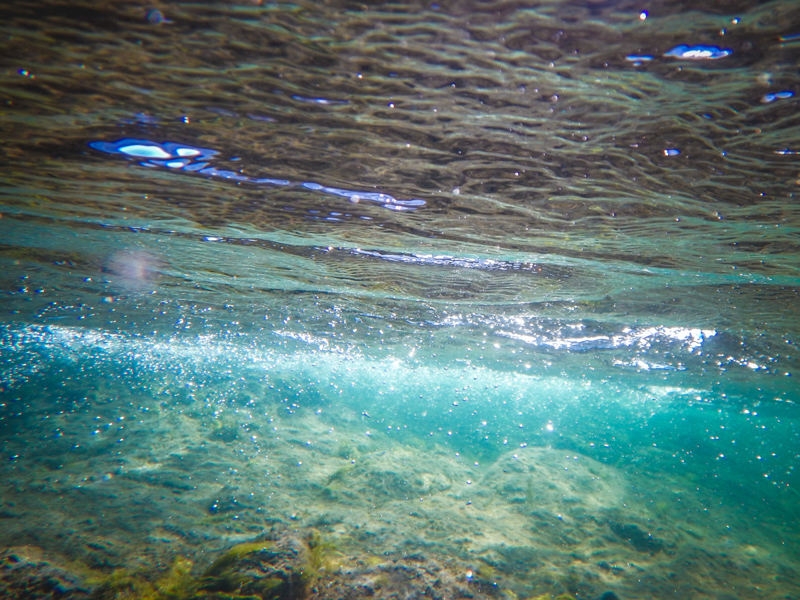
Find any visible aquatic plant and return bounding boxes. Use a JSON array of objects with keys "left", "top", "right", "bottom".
[
  {"left": 85, "top": 556, "right": 198, "bottom": 600},
  {"left": 153, "top": 558, "right": 197, "bottom": 599},
  {"left": 304, "top": 530, "right": 344, "bottom": 583},
  {"left": 201, "top": 542, "right": 275, "bottom": 579}
]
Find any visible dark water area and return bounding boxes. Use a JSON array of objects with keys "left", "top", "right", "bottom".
[{"left": 1, "top": 1, "right": 800, "bottom": 599}]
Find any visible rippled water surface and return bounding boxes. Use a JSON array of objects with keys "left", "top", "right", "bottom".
[{"left": 1, "top": 1, "right": 799, "bottom": 599}]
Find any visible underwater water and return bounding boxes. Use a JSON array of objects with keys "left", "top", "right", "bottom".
[{"left": 1, "top": 0, "right": 799, "bottom": 598}]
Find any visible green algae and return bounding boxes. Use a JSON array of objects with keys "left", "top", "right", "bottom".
[
  {"left": 155, "top": 558, "right": 198, "bottom": 600},
  {"left": 202, "top": 543, "right": 276, "bottom": 579},
  {"left": 304, "top": 530, "right": 344, "bottom": 581},
  {"left": 82, "top": 542, "right": 291, "bottom": 600},
  {"left": 195, "top": 541, "right": 307, "bottom": 600},
  {"left": 86, "top": 556, "right": 198, "bottom": 600},
  {"left": 82, "top": 536, "right": 341, "bottom": 600}
]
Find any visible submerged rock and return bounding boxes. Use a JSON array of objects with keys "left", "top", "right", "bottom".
[
  {"left": 0, "top": 546, "right": 90, "bottom": 600},
  {"left": 0, "top": 532, "right": 516, "bottom": 600},
  {"left": 608, "top": 522, "right": 665, "bottom": 553},
  {"left": 196, "top": 539, "right": 306, "bottom": 600}
]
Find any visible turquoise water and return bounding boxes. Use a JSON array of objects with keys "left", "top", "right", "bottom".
[{"left": 1, "top": 1, "right": 799, "bottom": 599}]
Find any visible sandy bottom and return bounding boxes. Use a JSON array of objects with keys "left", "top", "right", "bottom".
[{"left": 1, "top": 391, "right": 798, "bottom": 600}]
